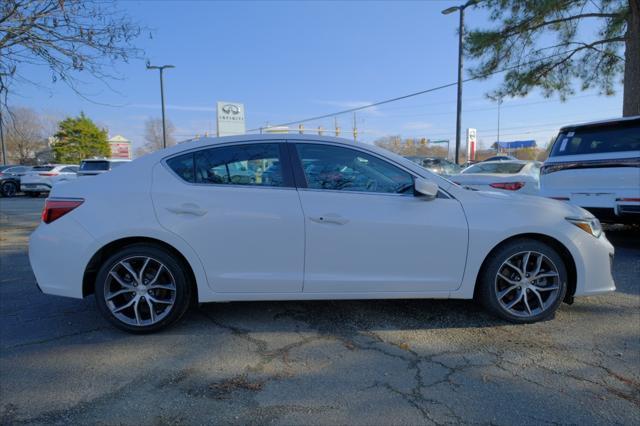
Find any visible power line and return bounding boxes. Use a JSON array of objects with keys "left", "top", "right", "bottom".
[{"left": 247, "top": 50, "right": 600, "bottom": 132}]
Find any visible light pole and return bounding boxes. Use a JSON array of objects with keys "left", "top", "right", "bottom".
[
  {"left": 442, "top": 0, "right": 476, "bottom": 165},
  {"left": 146, "top": 63, "right": 175, "bottom": 149},
  {"left": 497, "top": 97, "right": 503, "bottom": 147}
]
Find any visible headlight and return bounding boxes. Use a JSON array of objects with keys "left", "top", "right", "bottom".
[{"left": 566, "top": 217, "right": 602, "bottom": 238}]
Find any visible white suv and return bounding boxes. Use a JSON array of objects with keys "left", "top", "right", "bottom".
[
  {"left": 540, "top": 116, "right": 640, "bottom": 224},
  {"left": 20, "top": 164, "right": 79, "bottom": 197}
]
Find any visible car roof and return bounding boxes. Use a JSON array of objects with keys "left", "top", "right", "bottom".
[
  {"left": 559, "top": 115, "right": 640, "bottom": 131},
  {"left": 181, "top": 133, "right": 357, "bottom": 145}
]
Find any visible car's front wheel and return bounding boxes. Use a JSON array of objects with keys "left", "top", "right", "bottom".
[
  {"left": 95, "top": 244, "right": 192, "bottom": 333},
  {"left": 479, "top": 239, "right": 568, "bottom": 323},
  {"left": 1, "top": 181, "right": 17, "bottom": 197}
]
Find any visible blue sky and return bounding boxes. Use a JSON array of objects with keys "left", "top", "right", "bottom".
[{"left": 13, "top": 0, "right": 624, "bottom": 155}]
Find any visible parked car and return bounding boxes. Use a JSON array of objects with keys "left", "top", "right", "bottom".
[
  {"left": 21, "top": 164, "right": 79, "bottom": 197},
  {"left": 541, "top": 116, "right": 640, "bottom": 224},
  {"left": 77, "top": 158, "right": 131, "bottom": 177},
  {"left": 30, "top": 135, "right": 614, "bottom": 333},
  {"left": 406, "top": 157, "right": 462, "bottom": 176},
  {"left": 0, "top": 165, "right": 32, "bottom": 179},
  {"left": 452, "top": 160, "right": 542, "bottom": 195},
  {"left": 0, "top": 165, "right": 32, "bottom": 197},
  {"left": 483, "top": 155, "right": 518, "bottom": 162}
]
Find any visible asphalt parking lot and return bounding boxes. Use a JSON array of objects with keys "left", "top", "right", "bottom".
[{"left": 1, "top": 196, "right": 639, "bottom": 425}]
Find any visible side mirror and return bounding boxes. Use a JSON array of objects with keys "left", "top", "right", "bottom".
[{"left": 414, "top": 178, "right": 438, "bottom": 200}]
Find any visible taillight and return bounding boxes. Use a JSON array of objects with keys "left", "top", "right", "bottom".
[
  {"left": 39, "top": 172, "right": 59, "bottom": 176},
  {"left": 490, "top": 182, "right": 525, "bottom": 191},
  {"left": 41, "top": 199, "right": 84, "bottom": 224}
]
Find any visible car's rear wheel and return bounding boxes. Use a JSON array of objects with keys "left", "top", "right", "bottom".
[
  {"left": 1, "top": 181, "right": 17, "bottom": 197},
  {"left": 95, "top": 244, "right": 192, "bottom": 333},
  {"left": 479, "top": 239, "right": 567, "bottom": 323}
]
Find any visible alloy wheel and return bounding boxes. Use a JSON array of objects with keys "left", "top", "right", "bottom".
[
  {"left": 494, "top": 251, "right": 561, "bottom": 318},
  {"left": 2, "top": 182, "right": 16, "bottom": 197},
  {"left": 104, "top": 256, "right": 177, "bottom": 326}
]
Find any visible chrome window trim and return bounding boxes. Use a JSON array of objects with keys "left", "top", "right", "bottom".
[{"left": 161, "top": 138, "right": 454, "bottom": 199}]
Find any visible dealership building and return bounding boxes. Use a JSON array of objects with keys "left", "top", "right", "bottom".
[{"left": 108, "top": 135, "right": 132, "bottom": 159}]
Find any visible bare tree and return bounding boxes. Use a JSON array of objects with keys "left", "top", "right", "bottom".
[
  {"left": 4, "top": 107, "right": 46, "bottom": 164},
  {"left": 0, "top": 0, "right": 144, "bottom": 109},
  {"left": 135, "top": 118, "right": 176, "bottom": 157}
]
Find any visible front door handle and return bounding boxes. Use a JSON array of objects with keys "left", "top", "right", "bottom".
[
  {"left": 309, "top": 214, "right": 349, "bottom": 225},
  {"left": 166, "top": 203, "right": 207, "bottom": 217}
]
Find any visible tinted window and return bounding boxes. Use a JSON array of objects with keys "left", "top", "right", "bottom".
[
  {"left": 550, "top": 124, "right": 640, "bottom": 157},
  {"left": 463, "top": 163, "right": 525, "bottom": 174},
  {"left": 194, "top": 144, "right": 284, "bottom": 187},
  {"left": 167, "top": 153, "right": 195, "bottom": 183},
  {"left": 80, "top": 161, "right": 110, "bottom": 171},
  {"left": 296, "top": 144, "right": 414, "bottom": 194},
  {"left": 33, "top": 166, "right": 54, "bottom": 172}
]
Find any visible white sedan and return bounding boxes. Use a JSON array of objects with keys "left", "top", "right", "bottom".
[
  {"left": 453, "top": 160, "right": 542, "bottom": 195},
  {"left": 21, "top": 164, "right": 79, "bottom": 197},
  {"left": 29, "top": 135, "right": 615, "bottom": 333}
]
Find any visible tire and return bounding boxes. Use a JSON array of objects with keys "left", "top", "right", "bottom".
[
  {"left": 478, "top": 238, "right": 568, "bottom": 323},
  {"left": 1, "top": 181, "right": 17, "bottom": 197},
  {"left": 95, "top": 243, "right": 192, "bottom": 333},
  {"left": 27, "top": 192, "right": 40, "bottom": 198}
]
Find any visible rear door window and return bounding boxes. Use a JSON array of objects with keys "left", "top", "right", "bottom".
[
  {"left": 167, "top": 143, "right": 290, "bottom": 187},
  {"left": 551, "top": 123, "right": 640, "bottom": 157}
]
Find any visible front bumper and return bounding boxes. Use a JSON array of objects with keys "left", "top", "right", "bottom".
[{"left": 572, "top": 231, "right": 616, "bottom": 297}]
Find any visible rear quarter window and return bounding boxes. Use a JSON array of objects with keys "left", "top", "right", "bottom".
[
  {"left": 551, "top": 123, "right": 640, "bottom": 157},
  {"left": 167, "top": 153, "right": 195, "bottom": 183}
]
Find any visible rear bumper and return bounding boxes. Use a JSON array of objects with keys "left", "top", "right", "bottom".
[
  {"left": 21, "top": 183, "right": 51, "bottom": 192},
  {"left": 584, "top": 205, "right": 640, "bottom": 224},
  {"left": 29, "top": 216, "right": 96, "bottom": 299}
]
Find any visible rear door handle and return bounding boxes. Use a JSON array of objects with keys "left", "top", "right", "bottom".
[
  {"left": 309, "top": 214, "right": 349, "bottom": 225},
  {"left": 166, "top": 203, "right": 207, "bottom": 217}
]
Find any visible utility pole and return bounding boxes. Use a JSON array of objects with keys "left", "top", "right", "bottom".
[
  {"left": 146, "top": 62, "right": 175, "bottom": 149},
  {"left": 442, "top": 0, "right": 476, "bottom": 165},
  {"left": 0, "top": 108, "right": 6, "bottom": 165},
  {"left": 352, "top": 112, "right": 358, "bottom": 142}
]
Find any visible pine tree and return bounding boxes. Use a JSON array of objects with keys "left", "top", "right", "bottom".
[
  {"left": 465, "top": 0, "right": 639, "bottom": 116},
  {"left": 52, "top": 113, "right": 110, "bottom": 163}
]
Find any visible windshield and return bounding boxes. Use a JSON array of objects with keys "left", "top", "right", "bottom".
[
  {"left": 550, "top": 123, "right": 640, "bottom": 156},
  {"left": 462, "top": 162, "right": 525, "bottom": 174},
  {"left": 80, "top": 161, "right": 110, "bottom": 171}
]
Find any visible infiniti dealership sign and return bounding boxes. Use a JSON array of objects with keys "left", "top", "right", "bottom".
[{"left": 216, "top": 101, "right": 246, "bottom": 136}]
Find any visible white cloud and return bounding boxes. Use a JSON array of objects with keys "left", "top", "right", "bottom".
[
  {"left": 128, "top": 104, "right": 216, "bottom": 112},
  {"left": 402, "top": 121, "right": 434, "bottom": 131},
  {"left": 314, "top": 100, "right": 382, "bottom": 116}
]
